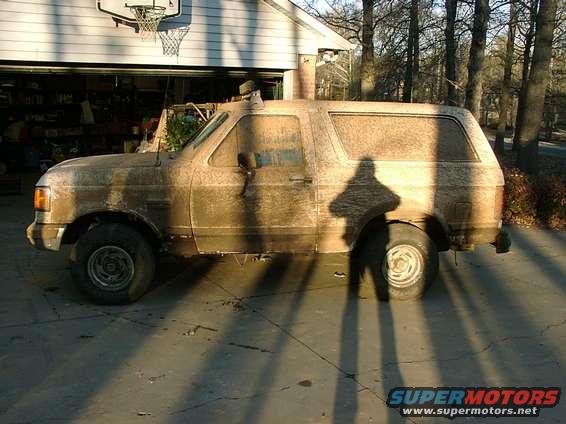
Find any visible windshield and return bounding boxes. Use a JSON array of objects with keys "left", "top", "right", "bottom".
[{"left": 184, "top": 112, "right": 228, "bottom": 160}]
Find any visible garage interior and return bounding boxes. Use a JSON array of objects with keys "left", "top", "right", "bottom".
[
  {"left": 0, "top": 0, "right": 354, "bottom": 192},
  {"left": 0, "top": 69, "right": 284, "bottom": 186}
]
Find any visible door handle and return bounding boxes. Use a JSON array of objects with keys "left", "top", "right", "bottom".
[{"left": 289, "top": 175, "right": 313, "bottom": 184}]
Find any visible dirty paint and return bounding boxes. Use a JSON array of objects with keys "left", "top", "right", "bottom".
[{"left": 28, "top": 100, "right": 504, "bottom": 256}]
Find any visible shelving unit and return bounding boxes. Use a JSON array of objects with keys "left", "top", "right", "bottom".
[
  {"left": 0, "top": 75, "right": 171, "bottom": 170},
  {"left": 0, "top": 73, "right": 283, "bottom": 173}
]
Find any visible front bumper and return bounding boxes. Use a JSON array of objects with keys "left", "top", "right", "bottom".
[{"left": 26, "top": 221, "right": 66, "bottom": 251}]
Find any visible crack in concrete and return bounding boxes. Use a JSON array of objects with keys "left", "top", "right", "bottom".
[
  {"left": 0, "top": 313, "right": 109, "bottom": 330},
  {"left": 41, "top": 292, "right": 61, "bottom": 321},
  {"left": 197, "top": 270, "right": 419, "bottom": 424},
  {"left": 461, "top": 253, "right": 566, "bottom": 270},
  {"left": 0, "top": 304, "right": 161, "bottom": 332},
  {"left": 240, "top": 282, "right": 355, "bottom": 299},
  {"left": 88, "top": 308, "right": 159, "bottom": 329},
  {"left": 505, "top": 274, "right": 564, "bottom": 295},
  {"left": 196, "top": 264, "right": 566, "bottom": 423},
  {"left": 227, "top": 341, "right": 273, "bottom": 353},
  {"left": 169, "top": 385, "right": 292, "bottom": 415},
  {"left": 364, "top": 318, "right": 566, "bottom": 374}
]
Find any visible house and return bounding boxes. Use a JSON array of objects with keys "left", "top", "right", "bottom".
[
  {"left": 0, "top": 0, "right": 353, "bottom": 100},
  {"left": 0, "top": 0, "right": 352, "bottom": 168}
]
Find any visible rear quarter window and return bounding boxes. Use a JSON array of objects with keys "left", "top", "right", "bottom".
[{"left": 330, "top": 113, "right": 477, "bottom": 162}]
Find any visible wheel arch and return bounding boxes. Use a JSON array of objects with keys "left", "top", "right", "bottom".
[
  {"left": 354, "top": 208, "right": 450, "bottom": 252},
  {"left": 62, "top": 210, "right": 162, "bottom": 251}
]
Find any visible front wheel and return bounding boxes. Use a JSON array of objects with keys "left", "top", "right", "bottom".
[
  {"left": 359, "top": 223, "right": 438, "bottom": 301},
  {"left": 70, "top": 223, "right": 156, "bottom": 304}
]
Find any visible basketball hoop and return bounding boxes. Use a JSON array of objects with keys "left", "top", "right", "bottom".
[
  {"left": 158, "top": 26, "right": 190, "bottom": 56},
  {"left": 128, "top": 4, "right": 166, "bottom": 40}
]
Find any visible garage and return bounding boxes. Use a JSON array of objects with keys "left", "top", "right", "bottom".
[{"left": 0, "top": 0, "right": 352, "bottom": 181}]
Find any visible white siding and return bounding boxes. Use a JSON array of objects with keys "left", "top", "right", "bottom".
[{"left": 0, "top": 0, "right": 333, "bottom": 70}]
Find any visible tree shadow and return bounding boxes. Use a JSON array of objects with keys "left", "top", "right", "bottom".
[
  {"left": 510, "top": 228, "right": 565, "bottom": 294},
  {"left": 417, "top": 110, "right": 494, "bottom": 394},
  {"left": 329, "top": 158, "right": 403, "bottom": 422},
  {"left": 0, "top": 246, "right": 217, "bottom": 420},
  {"left": 6, "top": 2, "right": 329, "bottom": 424},
  {"left": 415, "top": 108, "right": 560, "bottom": 407}
]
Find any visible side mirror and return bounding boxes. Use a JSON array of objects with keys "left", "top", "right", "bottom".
[{"left": 237, "top": 152, "right": 257, "bottom": 173}]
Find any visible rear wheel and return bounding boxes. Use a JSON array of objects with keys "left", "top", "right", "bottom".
[
  {"left": 70, "top": 223, "right": 155, "bottom": 304},
  {"left": 360, "top": 223, "right": 438, "bottom": 300}
]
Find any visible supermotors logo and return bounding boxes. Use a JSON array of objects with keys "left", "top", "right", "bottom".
[{"left": 387, "top": 387, "right": 561, "bottom": 418}]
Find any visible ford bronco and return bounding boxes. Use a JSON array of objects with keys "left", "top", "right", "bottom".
[{"left": 27, "top": 100, "right": 510, "bottom": 304}]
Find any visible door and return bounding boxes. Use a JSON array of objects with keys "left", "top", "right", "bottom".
[{"left": 190, "top": 112, "right": 317, "bottom": 253}]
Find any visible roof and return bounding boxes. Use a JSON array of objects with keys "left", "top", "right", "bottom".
[
  {"left": 219, "top": 100, "right": 469, "bottom": 117},
  {"left": 216, "top": 99, "right": 495, "bottom": 167},
  {"left": 0, "top": 0, "right": 353, "bottom": 72},
  {"left": 263, "top": 0, "right": 355, "bottom": 51}
]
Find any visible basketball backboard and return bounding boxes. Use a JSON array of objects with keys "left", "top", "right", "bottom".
[{"left": 96, "top": 0, "right": 182, "bottom": 22}]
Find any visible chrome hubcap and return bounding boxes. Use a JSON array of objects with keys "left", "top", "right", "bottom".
[
  {"left": 87, "top": 246, "right": 134, "bottom": 291},
  {"left": 381, "top": 244, "right": 423, "bottom": 288}
]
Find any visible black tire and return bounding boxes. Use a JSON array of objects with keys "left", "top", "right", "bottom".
[
  {"left": 359, "top": 223, "right": 438, "bottom": 301},
  {"left": 70, "top": 223, "right": 155, "bottom": 304}
]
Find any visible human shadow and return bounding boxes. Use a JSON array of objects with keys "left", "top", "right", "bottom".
[
  {"left": 329, "top": 158, "right": 400, "bottom": 299},
  {"left": 329, "top": 158, "right": 403, "bottom": 422}
]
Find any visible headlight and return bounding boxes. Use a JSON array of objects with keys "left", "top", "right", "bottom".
[{"left": 34, "top": 186, "right": 51, "bottom": 212}]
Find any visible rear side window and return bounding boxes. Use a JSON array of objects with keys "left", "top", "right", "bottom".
[
  {"left": 330, "top": 113, "right": 477, "bottom": 161},
  {"left": 210, "top": 114, "right": 304, "bottom": 167}
]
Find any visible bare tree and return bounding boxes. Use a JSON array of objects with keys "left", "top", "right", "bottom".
[
  {"left": 403, "top": 0, "right": 420, "bottom": 102},
  {"left": 494, "top": 0, "right": 517, "bottom": 155},
  {"left": 465, "top": 0, "right": 491, "bottom": 119},
  {"left": 361, "top": 0, "right": 376, "bottom": 99},
  {"left": 517, "top": 0, "right": 558, "bottom": 173},
  {"left": 300, "top": 0, "right": 564, "bottom": 133},
  {"left": 513, "top": 0, "right": 538, "bottom": 150},
  {"left": 445, "top": 0, "right": 458, "bottom": 104}
]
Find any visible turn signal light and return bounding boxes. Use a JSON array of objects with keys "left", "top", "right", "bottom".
[{"left": 34, "top": 187, "right": 51, "bottom": 212}]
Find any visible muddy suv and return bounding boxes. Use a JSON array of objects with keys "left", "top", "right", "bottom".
[{"left": 27, "top": 100, "right": 510, "bottom": 304}]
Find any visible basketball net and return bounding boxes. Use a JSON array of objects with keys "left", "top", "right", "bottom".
[
  {"left": 159, "top": 27, "right": 190, "bottom": 56},
  {"left": 129, "top": 5, "right": 166, "bottom": 41}
]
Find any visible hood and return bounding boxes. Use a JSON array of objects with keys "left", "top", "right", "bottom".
[
  {"left": 39, "top": 152, "right": 174, "bottom": 188},
  {"left": 51, "top": 153, "right": 160, "bottom": 170}
]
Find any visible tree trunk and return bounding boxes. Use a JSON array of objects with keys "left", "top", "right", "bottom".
[
  {"left": 494, "top": 0, "right": 517, "bottom": 156},
  {"left": 464, "top": 0, "right": 490, "bottom": 120},
  {"left": 513, "top": 0, "right": 538, "bottom": 150},
  {"left": 433, "top": 50, "right": 442, "bottom": 102},
  {"left": 360, "top": 0, "right": 375, "bottom": 100},
  {"left": 444, "top": 0, "right": 458, "bottom": 105},
  {"left": 517, "top": 0, "right": 558, "bottom": 173},
  {"left": 403, "top": 0, "right": 419, "bottom": 102},
  {"left": 413, "top": 15, "right": 420, "bottom": 101}
]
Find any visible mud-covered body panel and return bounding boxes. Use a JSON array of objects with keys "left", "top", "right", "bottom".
[
  {"left": 33, "top": 153, "right": 197, "bottom": 254},
  {"left": 29, "top": 100, "right": 505, "bottom": 255},
  {"left": 311, "top": 102, "right": 503, "bottom": 252}
]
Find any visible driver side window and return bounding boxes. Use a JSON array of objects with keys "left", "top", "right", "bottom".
[{"left": 210, "top": 114, "right": 304, "bottom": 168}]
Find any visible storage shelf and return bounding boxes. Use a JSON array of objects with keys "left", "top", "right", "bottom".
[{"left": 1, "top": 103, "right": 81, "bottom": 108}]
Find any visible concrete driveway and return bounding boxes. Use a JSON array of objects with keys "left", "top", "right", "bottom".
[{"left": 1, "top": 185, "right": 565, "bottom": 423}]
